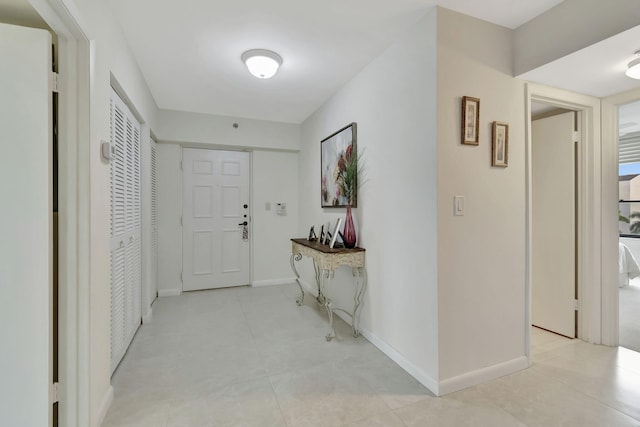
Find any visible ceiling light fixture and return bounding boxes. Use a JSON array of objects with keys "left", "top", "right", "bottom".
[
  {"left": 626, "top": 50, "right": 640, "bottom": 79},
  {"left": 241, "top": 49, "right": 282, "bottom": 79}
]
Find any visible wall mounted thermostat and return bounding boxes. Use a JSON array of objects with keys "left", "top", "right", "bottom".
[
  {"left": 276, "top": 202, "right": 287, "bottom": 216},
  {"left": 100, "top": 140, "right": 112, "bottom": 162}
]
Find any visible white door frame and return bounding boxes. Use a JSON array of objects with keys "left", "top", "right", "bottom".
[
  {"left": 601, "top": 87, "right": 640, "bottom": 346},
  {"left": 525, "top": 83, "right": 602, "bottom": 362},
  {"left": 28, "top": 1, "right": 91, "bottom": 426}
]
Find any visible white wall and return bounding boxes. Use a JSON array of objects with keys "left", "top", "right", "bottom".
[
  {"left": 65, "top": 0, "right": 159, "bottom": 424},
  {"left": 156, "top": 114, "right": 301, "bottom": 294},
  {"left": 157, "top": 143, "right": 183, "bottom": 296},
  {"left": 299, "top": 10, "right": 440, "bottom": 391},
  {"left": 513, "top": 0, "right": 640, "bottom": 75},
  {"left": 436, "top": 8, "right": 527, "bottom": 390},
  {"left": 156, "top": 109, "right": 300, "bottom": 151},
  {"left": 252, "top": 150, "right": 299, "bottom": 285}
]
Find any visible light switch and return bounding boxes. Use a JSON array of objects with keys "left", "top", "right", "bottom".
[{"left": 454, "top": 196, "right": 464, "bottom": 216}]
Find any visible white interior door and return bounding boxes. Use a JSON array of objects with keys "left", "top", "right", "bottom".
[
  {"left": 0, "top": 23, "right": 53, "bottom": 427},
  {"left": 532, "top": 111, "right": 576, "bottom": 338},
  {"left": 183, "top": 148, "right": 250, "bottom": 291}
]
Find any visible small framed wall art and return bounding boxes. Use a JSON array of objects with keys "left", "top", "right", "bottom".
[
  {"left": 461, "top": 96, "right": 480, "bottom": 145},
  {"left": 491, "top": 121, "right": 509, "bottom": 167}
]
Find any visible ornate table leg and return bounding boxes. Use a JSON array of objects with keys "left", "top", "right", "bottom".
[
  {"left": 351, "top": 267, "right": 367, "bottom": 337},
  {"left": 290, "top": 252, "right": 304, "bottom": 305},
  {"left": 320, "top": 268, "right": 337, "bottom": 341}
]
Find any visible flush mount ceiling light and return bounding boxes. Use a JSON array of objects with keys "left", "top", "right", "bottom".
[
  {"left": 241, "top": 49, "right": 282, "bottom": 79},
  {"left": 626, "top": 50, "right": 640, "bottom": 79}
]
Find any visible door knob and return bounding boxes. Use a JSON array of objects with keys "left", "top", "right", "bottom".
[{"left": 238, "top": 221, "right": 248, "bottom": 226}]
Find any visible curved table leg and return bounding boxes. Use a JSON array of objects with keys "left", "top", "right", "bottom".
[
  {"left": 351, "top": 267, "right": 367, "bottom": 337},
  {"left": 320, "top": 268, "right": 336, "bottom": 341},
  {"left": 290, "top": 252, "right": 304, "bottom": 305}
]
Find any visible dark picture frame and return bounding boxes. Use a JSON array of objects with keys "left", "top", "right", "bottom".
[
  {"left": 461, "top": 96, "right": 480, "bottom": 145},
  {"left": 321, "top": 122, "right": 357, "bottom": 208},
  {"left": 491, "top": 121, "right": 509, "bottom": 167}
]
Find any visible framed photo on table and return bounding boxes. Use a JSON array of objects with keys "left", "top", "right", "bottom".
[
  {"left": 491, "top": 121, "right": 509, "bottom": 167},
  {"left": 461, "top": 96, "right": 480, "bottom": 145}
]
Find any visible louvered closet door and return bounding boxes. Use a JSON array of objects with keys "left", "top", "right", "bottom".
[
  {"left": 150, "top": 139, "right": 158, "bottom": 301},
  {"left": 110, "top": 88, "right": 142, "bottom": 373}
]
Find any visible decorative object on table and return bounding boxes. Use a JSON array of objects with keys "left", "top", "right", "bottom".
[
  {"left": 329, "top": 218, "right": 342, "bottom": 248},
  {"left": 321, "top": 122, "right": 357, "bottom": 208},
  {"left": 461, "top": 96, "right": 480, "bottom": 145},
  {"left": 342, "top": 206, "right": 357, "bottom": 248},
  {"left": 491, "top": 121, "right": 509, "bottom": 167},
  {"left": 308, "top": 225, "right": 317, "bottom": 241},
  {"left": 324, "top": 221, "right": 331, "bottom": 244}
]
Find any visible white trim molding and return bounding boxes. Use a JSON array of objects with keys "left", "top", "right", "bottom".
[
  {"left": 525, "top": 83, "right": 602, "bottom": 347},
  {"left": 26, "top": 1, "right": 92, "bottom": 426},
  {"left": 252, "top": 278, "right": 297, "bottom": 287},
  {"left": 359, "top": 326, "right": 440, "bottom": 396},
  {"left": 601, "top": 86, "right": 640, "bottom": 346},
  {"left": 438, "top": 357, "right": 529, "bottom": 396},
  {"left": 94, "top": 386, "right": 113, "bottom": 427},
  {"left": 299, "top": 278, "right": 440, "bottom": 395},
  {"left": 158, "top": 288, "right": 182, "bottom": 297}
]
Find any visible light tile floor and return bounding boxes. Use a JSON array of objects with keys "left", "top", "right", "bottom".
[{"left": 103, "top": 284, "right": 640, "bottom": 427}]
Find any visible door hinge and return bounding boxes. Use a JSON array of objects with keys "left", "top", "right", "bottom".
[
  {"left": 573, "top": 299, "right": 580, "bottom": 311},
  {"left": 50, "top": 72, "right": 60, "bottom": 93},
  {"left": 180, "top": 271, "right": 183, "bottom": 282},
  {"left": 180, "top": 215, "right": 183, "bottom": 226},
  {"left": 573, "top": 131, "right": 579, "bottom": 143},
  {"left": 50, "top": 382, "right": 61, "bottom": 404},
  {"left": 180, "top": 160, "right": 183, "bottom": 170}
]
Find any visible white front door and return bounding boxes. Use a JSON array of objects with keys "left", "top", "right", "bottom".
[
  {"left": 0, "top": 23, "right": 53, "bottom": 426},
  {"left": 532, "top": 111, "right": 577, "bottom": 338},
  {"left": 182, "top": 148, "right": 251, "bottom": 291}
]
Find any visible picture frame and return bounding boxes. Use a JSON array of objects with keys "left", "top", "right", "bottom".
[
  {"left": 324, "top": 221, "right": 331, "bottom": 244},
  {"left": 307, "top": 225, "right": 316, "bottom": 241},
  {"left": 491, "top": 121, "right": 509, "bottom": 167},
  {"left": 461, "top": 96, "right": 480, "bottom": 145},
  {"left": 329, "top": 218, "right": 342, "bottom": 248},
  {"left": 321, "top": 122, "right": 357, "bottom": 208}
]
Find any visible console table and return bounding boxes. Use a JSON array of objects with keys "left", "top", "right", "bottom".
[{"left": 290, "top": 238, "right": 366, "bottom": 341}]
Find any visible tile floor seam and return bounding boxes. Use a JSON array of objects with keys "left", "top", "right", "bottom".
[
  {"left": 526, "top": 365, "right": 640, "bottom": 424},
  {"left": 104, "top": 285, "right": 640, "bottom": 427}
]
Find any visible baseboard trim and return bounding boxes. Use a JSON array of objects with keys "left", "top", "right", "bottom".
[
  {"left": 357, "top": 324, "right": 440, "bottom": 396},
  {"left": 299, "top": 278, "right": 316, "bottom": 294},
  {"left": 301, "top": 277, "right": 440, "bottom": 396},
  {"left": 252, "top": 277, "right": 296, "bottom": 287},
  {"left": 94, "top": 385, "right": 113, "bottom": 427},
  {"left": 142, "top": 306, "right": 153, "bottom": 324},
  {"left": 438, "top": 356, "right": 528, "bottom": 396},
  {"left": 157, "top": 288, "right": 181, "bottom": 297}
]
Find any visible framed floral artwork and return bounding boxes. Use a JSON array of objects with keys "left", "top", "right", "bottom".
[
  {"left": 321, "top": 122, "right": 357, "bottom": 208},
  {"left": 492, "top": 121, "right": 509, "bottom": 167},
  {"left": 461, "top": 96, "right": 480, "bottom": 145}
]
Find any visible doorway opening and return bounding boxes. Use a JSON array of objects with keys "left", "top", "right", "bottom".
[
  {"left": 525, "top": 83, "right": 602, "bottom": 359},
  {"left": 616, "top": 100, "right": 640, "bottom": 353},
  {"left": 530, "top": 102, "right": 579, "bottom": 340}
]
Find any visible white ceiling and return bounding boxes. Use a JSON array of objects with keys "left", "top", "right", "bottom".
[
  {"left": 518, "top": 24, "right": 640, "bottom": 100},
  {"left": 107, "top": 0, "right": 563, "bottom": 123}
]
